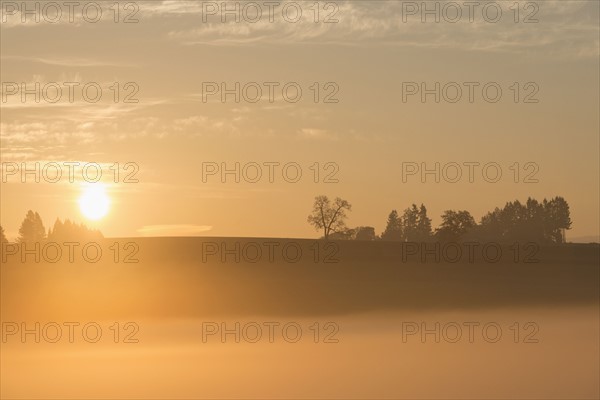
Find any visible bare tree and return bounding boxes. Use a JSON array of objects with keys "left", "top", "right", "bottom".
[{"left": 307, "top": 195, "right": 352, "bottom": 239}]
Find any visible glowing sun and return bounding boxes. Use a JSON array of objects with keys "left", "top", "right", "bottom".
[{"left": 79, "top": 184, "right": 110, "bottom": 220}]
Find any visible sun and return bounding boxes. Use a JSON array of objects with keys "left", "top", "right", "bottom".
[{"left": 79, "top": 184, "right": 110, "bottom": 220}]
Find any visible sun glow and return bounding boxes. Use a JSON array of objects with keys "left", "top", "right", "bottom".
[{"left": 78, "top": 184, "right": 110, "bottom": 220}]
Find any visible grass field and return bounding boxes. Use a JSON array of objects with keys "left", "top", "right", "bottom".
[{"left": 1, "top": 238, "right": 599, "bottom": 398}]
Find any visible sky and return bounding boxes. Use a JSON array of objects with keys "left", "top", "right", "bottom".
[{"left": 1, "top": 0, "right": 599, "bottom": 240}]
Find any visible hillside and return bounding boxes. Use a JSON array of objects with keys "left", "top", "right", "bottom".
[{"left": 2, "top": 238, "right": 598, "bottom": 320}]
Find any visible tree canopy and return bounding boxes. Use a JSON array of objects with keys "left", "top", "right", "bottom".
[
  {"left": 307, "top": 195, "right": 352, "bottom": 239},
  {"left": 312, "top": 196, "right": 573, "bottom": 244},
  {"left": 18, "top": 210, "right": 46, "bottom": 243}
]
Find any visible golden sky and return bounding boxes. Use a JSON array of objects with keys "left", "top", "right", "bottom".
[{"left": 1, "top": 0, "right": 598, "bottom": 240}]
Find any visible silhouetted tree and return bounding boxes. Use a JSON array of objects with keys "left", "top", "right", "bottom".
[
  {"left": 476, "top": 207, "right": 504, "bottom": 242},
  {"left": 328, "top": 229, "right": 355, "bottom": 240},
  {"left": 0, "top": 226, "right": 7, "bottom": 244},
  {"left": 401, "top": 204, "right": 420, "bottom": 241},
  {"left": 523, "top": 198, "right": 546, "bottom": 242},
  {"left": 544, "top": 196, "right": 572, "bottom": 243},
  {"left": 381, "top": 210, "right": 403, "bottom": 241},
  {"left": 307, "top": 195, "right": 352, "bottom": 239},
  {"left": 355, "top": 226, "right": 377, "bottom": 241},
  {"left": 492, "top": 200, "right": 524, "bottom": 242},
  {"left": 307, "top": 196, "right": 572, "bottom": 244},
  {"left": 47, "top": 218, "right": 103, "bottom": 242},
  {"left": 415, "top": 204, "right": 433, "bottom": 241},
  {"left": 477, "top": 197, "right": 572, "bottom": 244},
  {"left": 435, "top": 210, "right": 476, "bottom": 242},
  {"left": 18, "top": 211, "right": 46, "bottom": 242}
]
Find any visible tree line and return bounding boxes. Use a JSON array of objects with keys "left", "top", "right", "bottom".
[
  {"left": 0, "top": 198, "right": 572, "bottom": 245},
  {"left": 308, "top": 196, "right": 572, "bottom": 244},
  {"left": 0, "top": 210, "right": 103, "bottom": 244}
]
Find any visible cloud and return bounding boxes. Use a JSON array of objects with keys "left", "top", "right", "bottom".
[
  {"left": 155, "top": 1, "right": 598, "bottom": 58},
  {"left": 173, "top": 115, "right": 208, "bottom": 129},
  {"left": 0, "top": 120, "right": 96, "bottom": 147},
  {"left": 137, "top": 224, "right": 213, "bottom": 236},
  {"left": 139, "top": 0, "right": 207, "bottom": 15},
  {"left": 298, "top": 128, "right": 332, "bottom": 140},
  {"left": 1, "top": 55, "right": 134, "bottom": 68},
  {"left": 3, "top": 0, "right": 597, "bottom": 59},
  {"left": 0, "top": 109, "right": 246, "bottom": 162}
]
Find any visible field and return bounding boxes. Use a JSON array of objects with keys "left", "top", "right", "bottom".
[{"left": 1, "top": 238, "right": 599, "bottom": 398}]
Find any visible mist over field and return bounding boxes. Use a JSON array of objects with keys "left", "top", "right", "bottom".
[
  {"left": 3, "top": 308, "right": 599, "bottom": 399},
  {"left": 2, "top": 239, "right": 599, "bottom": 398}
]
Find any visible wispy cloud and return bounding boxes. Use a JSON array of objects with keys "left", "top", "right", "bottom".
[
  {"left": 137, "top": 224, "right": 213, "bottom": 236},
  {"left": 298, "top": 128, "right": 334, "bottom": 140},
  {"left": 154, "top": 0, "right": 599, "bottom": 58},
  {"left": 1, "top": 55, "right": 135, "bottom": 68}
]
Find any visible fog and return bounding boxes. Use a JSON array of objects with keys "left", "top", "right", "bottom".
[{"left": 3, "top": 306, "right": 598, "bottom": 399}]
